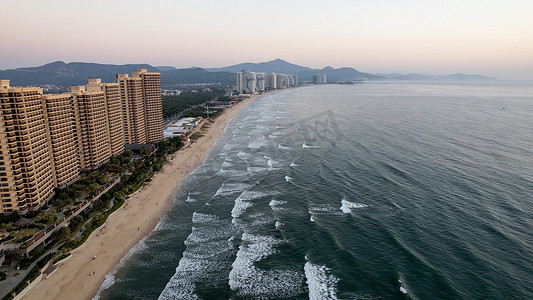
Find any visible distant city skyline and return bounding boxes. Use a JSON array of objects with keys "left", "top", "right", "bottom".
[{"left": 1, "top": 0, "right": 532, "bottom": 79}]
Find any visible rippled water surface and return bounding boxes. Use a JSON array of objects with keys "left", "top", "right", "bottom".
[{"left": 96, "top": 82, "right": 533, "bottom": 299}]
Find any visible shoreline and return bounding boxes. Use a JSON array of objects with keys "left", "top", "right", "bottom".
[{"left": 22, "top": 93, "right": 264, "bottom": 300}]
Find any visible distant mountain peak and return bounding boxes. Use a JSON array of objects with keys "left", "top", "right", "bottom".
[
  {"left": 206, "top": 58, "right": 314, "bottom": 74},
  {"left": 44, "top": 61, "right": 66, "bottom": 66}
]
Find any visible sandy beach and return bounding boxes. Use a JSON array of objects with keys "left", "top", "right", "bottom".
[{"left": 22, "top": 94, "right": 261, "bottom": 300}]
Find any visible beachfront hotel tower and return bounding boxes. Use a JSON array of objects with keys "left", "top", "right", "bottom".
[
  {"left": 71, "top": 85, "right": 112, "bottom": 170},
  {"left": 42, "top": 93, "right": 80, "bottom": 188},
  {"left": 236, "top": 70, "right": 257, "bottom": 94},
  {"left": 266, "top": 73, "right": 277, "bottom": 89},
  {"left": 255, "top": 73, "right": 266, "bottom": 92},
  {"left": 117, "top": 69, "right": 163, "bottom": 144},
  {"left": 238, "top": 71, "right": 298, "bottom": 93},
  {"left": 87, "top": 79, "right": 125, "bottom": 156},
  {"left": 134, "top": 69, "right": 163, "bottom": 143},
  {"left": 117, "top": 73, "right": 146, "bottom": 144},
  {"left": 0, "top": 81, "right": 55, "bottom": 214},
  {"left": 0, "top": 72, "right": 163, "bottom": 215},
  {"left": 313, "top": 74, "right": 327, "bottom": 84}
]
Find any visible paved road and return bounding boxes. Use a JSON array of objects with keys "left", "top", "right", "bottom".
[{"left": 0, "top": 244, "right": 62, "bottom": 299}]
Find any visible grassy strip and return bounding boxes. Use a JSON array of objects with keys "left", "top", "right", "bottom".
[{"left": 60, "top": 198, "right": 125, "bottom": 252}]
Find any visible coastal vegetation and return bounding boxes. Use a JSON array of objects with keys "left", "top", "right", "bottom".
[
  {"left": 0, "top": 90, "right": 229, "bottom": 299},
  {"left": 1, "top": 136, "right": 183, "bottom": 300},
  {"left": 162, "top": 90, "right": 225, "bottom": 118}
]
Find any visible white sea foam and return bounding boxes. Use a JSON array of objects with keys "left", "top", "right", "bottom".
[
  {"left": 247, "top": 166, "right": 269, "bottom": 174},
  {"left": 266, "top": 158, "right": 283, "bottom": 171},
  {"left": 231, "top": 197, "right": 253, "bottom": 219},
  {"left": 275, "top": 221, "right": 283, "bottom": 229},
  {"left": 237, "top": 150, "right": 253, "bottom": 161},
  {"left": 269, "top": 199, "right": 288, "bottom": 212},
  {"left": 238, "top": 190, "right": 277, "bottom": 201},
  {"left": 303, "top": 143, "right": 324, "bottom": 149},
  {"left": 154, "top": 221, "right": 164, "bottom": 231},
  {"left": 231, "top": 190, "right": 279, "bottom": 223},
  {"left": 221, "top": 161, "right": 233, "bottom": 168},
  {"left": 250, "top": 214, "right": 276, "bottom": 227},
  {"left": 310, "top": 204, "right": 344, "bottom": 216},
  {"left": 214, "top": 183, "right": 251, "bottom": 197},
  {"left": 216, "top": 168, "right": 249, "bottom": 178},
  {"left": 248, "top": 136, "right": 267, "bottom": 149},
  {"left": 222, "top": 143, "right": 237, "bottom": 150},
  {"left": 192, "top": 212, "right": 218, "bottom": 224},
  {"left": 153, "top": 222, "right": 182, "bottom": 232},
  {"left": 266, "top": 158, "right": 275, "bottom": 167},
  {"left": 229, "top": 233, "right": 303, "bottom": 298},
  {"left": 340, "top": 199, "right": 370, "bottom": 213},
  {"left": 254, "top": 124, "right": 270, "bottom": 131},
  {"left": 232, "top": 192, "right": 267, "bottom": 217},
  {"left": 304, "top": 260, "right": 339, "bottom": 300},
  {"left": 269, "top": 199, "right": 287, "bottom": 207},
  {"left": 93, "top": 237, "right": 148, "bottom": 300},
  {"left": 399, "top": 279, "right": 408, "bottom": 294},
  {"left": 159, "top": 218, "right": 235, "bottom": 300}
]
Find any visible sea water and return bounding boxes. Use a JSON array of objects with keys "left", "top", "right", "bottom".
[{"left": 95, "top": 81, "right": 533, "bottom": 299}]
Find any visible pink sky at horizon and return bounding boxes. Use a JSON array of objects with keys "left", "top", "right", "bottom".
[{"left": 1, "top": 0, "right": 532, "bottom": 79}]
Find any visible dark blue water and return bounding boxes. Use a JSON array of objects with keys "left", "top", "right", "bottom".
[{"left": 96, "top": 82, "right": 533, "bottom": 300}]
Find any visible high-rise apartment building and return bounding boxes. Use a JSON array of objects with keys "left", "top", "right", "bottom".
[
  {"left": 313, "top": 74, "right": 327, "bottom": 84},
  {"left": 87, "top": 79, "right": 125, "bottom": 156},
  {"left": 255, "top": 73, "right": 266, "bottom": 92},
  {"left": 291, "top": 74, "right": 299, "bottom": 85},
  {"left": 117, "top": 74, "right": 146, "bottom": 144},
  {"left": 133, "top": 69, "right": 163, "bottom": 143},
  {"left": 236, "top": 70, "right": 256, "bottom": 94},
  {"left": 43, "top": 93, "right": 80, "bottom": 188},
  {"left": 266, "top": 73, "right": 277, "bottom": 89},
  {"left": 276, "top": 74, "right": 284, "bottom": 88},
  {"left": 0, "top": 81, "right": 55, "bottom": 214},
  {"left": 0, "top": 71, "right": 163, "bottom": 215},
  {"left": 71, "top": 85, "right": 111, "bottom": 170},
  {"left": 238, "top": 72, "right": 297, "bottom": 92}
]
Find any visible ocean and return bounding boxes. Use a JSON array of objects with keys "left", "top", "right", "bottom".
[{"left": 95, "top": 81, "right": 533, "bottom": 299}]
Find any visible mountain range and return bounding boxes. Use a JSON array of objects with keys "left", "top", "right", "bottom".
[
  {"left": 0, "top": 59, "right": 493, "bottom": 89},
  {"left": 207, "top": 59, "right": 382, "bottom": 81}
]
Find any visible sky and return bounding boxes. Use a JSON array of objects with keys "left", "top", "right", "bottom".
[{"left": 1, "top": 0, "right": 532, "bottom": 79}]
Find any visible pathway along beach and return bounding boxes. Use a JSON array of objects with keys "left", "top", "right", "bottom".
[{"left": 22, "top": 94, "right": 262, "bottom": 300}]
